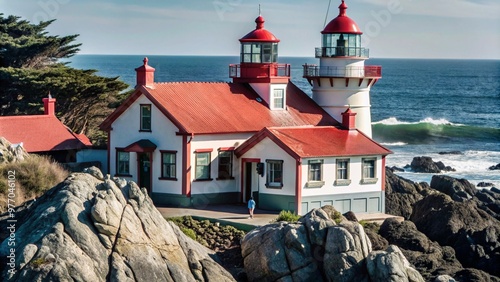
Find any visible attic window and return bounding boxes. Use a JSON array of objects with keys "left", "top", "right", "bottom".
[{"left": 140, "top": 104, "right": 151, "bottom": 132}]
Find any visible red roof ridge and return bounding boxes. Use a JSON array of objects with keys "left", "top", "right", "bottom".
[{"left": 153, "top": 81, "right": 230, "bottom": 85}]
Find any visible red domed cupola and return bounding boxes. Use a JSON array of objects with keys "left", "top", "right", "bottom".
[
  {"left": 229, "top": 15, "right": 290, "bottom": 84},
  {"left": 318, "top": 0, "right": 367, "bottom": 57},
  {"left": 322, "top": 0, "right": 362, "bottom": 35},
  {"left": 239, "top": 16, "right": 280, "bottom": 43}
]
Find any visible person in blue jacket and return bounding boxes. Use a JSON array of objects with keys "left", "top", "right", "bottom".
[{"left": 248, "top": 197, "right": 256, "bottom": 219}]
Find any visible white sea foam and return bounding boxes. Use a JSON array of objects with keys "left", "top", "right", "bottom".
[
  {"left": 380, "top": 142, "right": 408, "bottom": 146},
  {"left": 372, "top": 117, "right": 464, "bottom": 126}
]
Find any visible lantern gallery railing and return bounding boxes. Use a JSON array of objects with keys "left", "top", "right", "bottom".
[
  {"left": 303, "top": 65, "right": 382, "bottom": 78},
  {"left": 315, "top": 47, "right": 370, "bottom": 58},
  {"left": 229, "top": 63, "right": 291, "bottom": 78}
]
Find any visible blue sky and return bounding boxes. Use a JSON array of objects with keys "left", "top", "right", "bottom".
[{"left": 2, "top": 0, "right": 500, "bottom": 59}]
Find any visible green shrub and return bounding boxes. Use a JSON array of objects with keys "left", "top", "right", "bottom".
[
  {"left": 30, "top": 257, "right": 46, "bottom": 268},
  {"left": 332, "top": 210, "right": 342, "bottom": 224},
  {"left": 273, "top": 210, "right": 301, "bottom": 223},
  {"left": 180, "top": 227, "right": 197, "bottom": 240}
]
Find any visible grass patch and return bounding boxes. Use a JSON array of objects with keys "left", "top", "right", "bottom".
[
  {"left": 273, "top": 210, "right": 301, "bottom": 223},
  {"left": 0, "top": 155, "right": 68, "bottom": 213}
]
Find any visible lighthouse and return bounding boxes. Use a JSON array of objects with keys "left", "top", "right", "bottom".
[
  {"left": 303, "top": 0, "right": 382, "bottom": 137},
  {"left": 229, "top": 15, "right": 291, "bottom": 110}
]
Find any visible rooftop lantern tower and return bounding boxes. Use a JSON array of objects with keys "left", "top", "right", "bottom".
[
  {"left": 230, "top": 13, "right": 291, "bottom": 110},
  {"left": 303, "top": 0, "right": 382, "bottom": 137}
]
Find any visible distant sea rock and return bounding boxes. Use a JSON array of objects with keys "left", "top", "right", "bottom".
[
  {"left": 241, "top": 206, "right": 424, "bottom": 282},
  {"left": 0, "top": 170, "right": 234, "bottom": 281},
  {"left": 410, "top": 156, "right": 456, "bottom": 173},
  {"left": 489, "top": 163, "right": 500, "bottom": 170},
  {"left": 438, "top": 151, "right": 463, "bottom": 155}
]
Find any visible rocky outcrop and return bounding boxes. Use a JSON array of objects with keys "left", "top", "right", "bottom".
[
  {"left": 410, "top": 192, "right": 500, "bottom": 276},
  {"left": 0, "top": 137, "right": 28, "bottom": 163},
  {"left": 385, "top": 169, "right": 500, "bottom": 280},
  {"left": 410, "top": 156, "right": 455, "bottom": 173},
  {"left": 241, "top": 206, "right": 424, "bottom": 282},
  {"left": 0, "top": 170, "right": 234, "bottom": 281}
]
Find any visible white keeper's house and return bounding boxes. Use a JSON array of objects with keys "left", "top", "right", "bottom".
[{"left": 99, "top": 1, "right": 391, "bottom": 215}]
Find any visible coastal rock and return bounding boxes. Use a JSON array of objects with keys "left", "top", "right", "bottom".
[
  {"left": 410, "top": 192, "right": 500, "bottom": 276},
  {"left": 379, "top": 218, "right": 463, "bottom": 281},
  {"left": 477, "top": 182, "right": 494, "bottom": 187},
  {"left": 430, "top": 175, "right": 477, "bottom": 201},
  {"left": 0, "top": 169, "right": 234, "bottom": 281},
  {"left": 410, "top": 156, "right": 455, "bottom": 173},
  {"left": 241, "top": 206, "right": 424, "bottom": 282}
]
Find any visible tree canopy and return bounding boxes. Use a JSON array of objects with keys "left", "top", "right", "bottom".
[{"left": 0, "top": 14, "right": 130, "bottom": 147}]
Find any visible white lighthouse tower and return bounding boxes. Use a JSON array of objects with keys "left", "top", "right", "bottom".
[{"left": 303, "top": 0, "right": 382, "bottom": 137}]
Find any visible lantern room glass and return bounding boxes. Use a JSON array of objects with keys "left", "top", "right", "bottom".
[
  {"left": 322, "top": 33, "right": 361, "bottom": 57},
  {"left": 241, "top": 43, "right": 278, "bottom": 63}
]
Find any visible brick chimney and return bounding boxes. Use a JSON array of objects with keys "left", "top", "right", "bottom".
[
  {"left": 341, "top": 108, "right": 356, "bottom": 130},
  {"left": 42, "top": 93, "right": 56, "bottom": 116},
  {"left": 135, "top": 57, "right": 155, "bottom": 88}
]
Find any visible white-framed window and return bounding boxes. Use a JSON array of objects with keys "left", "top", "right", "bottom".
[
  {"left": 266, "top": 159, "right": 283, "bottom": 188},
  {"left": 116, "top": 150, "right": 130, "bottom": 175},
  {"left": 306, "top": 159, "right": 325, "bottom": 188},
  {"left": 140, "top": 104, "right": 151, "bottom": 131},
  {"left": 161, "top": 151, "right": 176, "bottom": 180},
  {"left": 195, "top": 152, "right": 211, "bottom": 180},
  {"left": 361, "top": 158, "right": 378, "bottom": 184},
  {"left": 335, "top": 159, "right": 351, "bottom": 186},
  {"left": 273, "top": 89, "right": 284, "bottom": 109}
]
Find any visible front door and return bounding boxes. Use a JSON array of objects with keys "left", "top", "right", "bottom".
[
  {"left": 245, "top": 162, "right": 252, "bottom": 202},
  {"left": 138, "top": 153, "right": 151, "bottom": 194}
]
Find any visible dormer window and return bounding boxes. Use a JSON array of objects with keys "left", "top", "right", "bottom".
[
  {"left": 140, "top": 104, "right": 151, "bottom": 131},
  {"left": 272, "top": 88, "right": 285, "bottom": 109}
]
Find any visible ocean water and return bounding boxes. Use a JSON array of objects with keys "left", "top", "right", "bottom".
[{"left": 68, "top": 55, "right": 500, "bottom": 187}]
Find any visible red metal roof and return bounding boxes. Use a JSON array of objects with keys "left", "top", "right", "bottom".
[
  {"left": 0, "top": 115, "right": 92, "bottom": 152},
  {"left": 100, "top": 82, "right": 339, "bottom": 134},
  {"left": 240, "top": 16, "right": 280, "bottom": 42},
  {"left": 322, "top": 0, "right": 362, "bottom": 35},
  {"left": 235, "top": 126, "right": 392, "bottom": 159}
]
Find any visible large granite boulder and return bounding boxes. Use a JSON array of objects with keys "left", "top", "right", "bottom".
[
  {"left": 241, "top": 206, "right": 424, "bottom": 282},
  {"left": 0, "top": 137, "right": 28, "bottom": 163},
  {"left": 0, "top": 170, "right": 234, "bottom": 281}
]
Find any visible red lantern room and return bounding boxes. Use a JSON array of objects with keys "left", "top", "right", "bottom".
[
  {"left": 320, "top": 0, "right": 366, "bottom": 58},
  {"left": 230, "top": 15, "right": 290, "bottom": 83}
]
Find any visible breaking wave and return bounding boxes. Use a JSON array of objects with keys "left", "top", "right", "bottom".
[{"left": 372, "top": 117, "right": 500, "bottom": 145}]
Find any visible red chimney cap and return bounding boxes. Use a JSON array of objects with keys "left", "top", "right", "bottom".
[
  {"left": 135, "top": 57, "right": 155, "bottom": 72},
  {"left": 322, "top": 0, "right": 362, "bottom": 35},
  {"left": 240, "top": 15, "right": 280, "bottom": 43}
]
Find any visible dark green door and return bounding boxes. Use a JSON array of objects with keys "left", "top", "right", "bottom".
[{"left": 139, "top": 153, "right": 151, "bottom": 194}]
